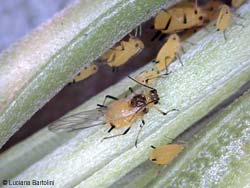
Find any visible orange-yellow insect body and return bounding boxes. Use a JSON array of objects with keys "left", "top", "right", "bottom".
[
  {"left": 155, "top": 34, "right": 182, "bottom": 72},
  {"left": 154, "top": 4, "right": 210, "bottom": 34},
  {"left": 150, "top": 144, "right": 185, "bottom": 165},
  {"left": 136, "top": 69, "right": 160, "bottom": 86},
  {"left": 100, "top": 36, "right": 144, "bottom": 68},
  {"left": 104, "top": 99, "right": 144, "bottom": 129},
  {"left": 49, "top": 76, "right": 178, "bottom": 146},
  {"left": 216, "top": 5, "right": 232, "bottom": 32},
  {"left": 70, "top": 64, "right": 98, "bottom": 83}
]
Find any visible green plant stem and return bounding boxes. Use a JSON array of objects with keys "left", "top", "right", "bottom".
[
  {"left": 0, "top": 0, "right": 177, "bottom": 148},
  {"left": 1, "top": 4, "right": 249, "bottom": 188},
  {"left": 147, "top": 90, "right": 250, "bottom": 188}
]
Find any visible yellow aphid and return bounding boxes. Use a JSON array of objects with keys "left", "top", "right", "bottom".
[
  {"left": 136, "top": 69, "right": 160, "bottom": 86},
  {"left": 154, "top": 5, "right": 210, "bottom": 34},
  {"left": 100, "top": 36, "right": 144, "bottom": 69},
  {"left": 150, "top": 144, "right": 185, "bottom": 165},
  {"left": 70, "top": 64, "right": 98, "bottom": 83},
  {"left": 49, "top": 76, "right": 177, "bottom": 146},
  {"left": 216, "top": 5, "right": 232, "bottom": 32},
  {"left": 155, "top": 34, "right": 182, "bottom": 72},
  {"left": 231, "top": 0, "right": 245, "bottom": 8}
]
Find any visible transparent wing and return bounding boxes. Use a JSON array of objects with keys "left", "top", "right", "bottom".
[{"left": 48, "top": 108, "right": 106, "bottom": 132}]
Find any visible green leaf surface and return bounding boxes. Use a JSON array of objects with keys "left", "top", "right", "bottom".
[
  {"left": 147, "top": 90, "right": 250, "bottom": 188},
  {"left": 1, "top": 4, "right": 249, "bottom": 188},
  {"left": 0, "top": 0, "right": 177, "bottom": 148}
]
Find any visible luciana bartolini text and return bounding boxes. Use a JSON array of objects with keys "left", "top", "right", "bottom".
[{"left": 2, "top": 179, "right": 55, "bottom": 186}]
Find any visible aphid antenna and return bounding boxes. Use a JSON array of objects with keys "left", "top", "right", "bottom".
[
  {"left": 128, "top": 76, "right": 156, "bottom": 90},
  {"left": 154, "top": 106, "right": 179, "bottom": 116}
]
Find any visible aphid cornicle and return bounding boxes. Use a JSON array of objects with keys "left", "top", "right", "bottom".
[
  {"left": 49, "top": 76, "right": 177, "bottom": 146},
  {"left": 100, "top": 35, "right": 144, "bottom": 71},
  {"left": 150, "top": 144, "right": 185, "bottom": 165},
  {"left": 216, "top": 4, "right": 232, "bottom": 40},
  {"left": 154, "top": 34, "right": 182, "bottom": 72},
  {"left": 70, "top": 64, "right": 98, "bottom": 84}
]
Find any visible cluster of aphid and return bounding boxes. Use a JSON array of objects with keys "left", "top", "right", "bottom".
[{"left": 51, "top": 0, "right": 245, "bottom": 166}]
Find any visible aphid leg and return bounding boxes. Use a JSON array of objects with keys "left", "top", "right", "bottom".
[
  {"left": 129, "top": 87, "right": 135, "bottom": 94},
  {"left": 97, "top": 95, "right": 118, "bottom": 108},
  {"left": 102, "top": 127, "right": 131, "bottom": 141},
  {"left": 154, "top": 106, "right": 179, "bottom": 115},
  {"left": 135, "top": 119, "right": 145, "bottom": 147},
  {"left": 151, "top": 145, "right": 156, "bottom": 149},
  {"left": 108, "top": 124, "right": 115, "bottom": 133},
  {"left": 176, "top": 53, "right": 184, "bottom": 66}
]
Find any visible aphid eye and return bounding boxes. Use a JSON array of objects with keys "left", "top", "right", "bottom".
[
  {"left": 152, "top": 158, "right": 157, "bottom": 161},
  {"left": 93, "top": 67, "right": 97, "bottom": 70},
  {"left": 199, "top": 16, "right": 203, "bottom": 21},
  {"left": 173, "top": 37, "right": 176, "bottom": 40},
  {"left": 135, "top": 43, "right": 139, "bottom": 47},
  {"left": 194, "top": 10, "right": 198, "bottom": 14},
  {"left": 84, "top": 67, "right": 87, "bottom": 70},
  {"left": 209, "top": 7, "right": 214, "bottom": 11}
]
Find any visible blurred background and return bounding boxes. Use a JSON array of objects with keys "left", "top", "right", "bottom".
[{"left": 0, "top": 0, "right": 74, "bottom": 52}]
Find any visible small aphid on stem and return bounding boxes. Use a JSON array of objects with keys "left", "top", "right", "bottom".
[
  {"left": 216, "top": 4, "right": 232, "bottom": 40},
  {"left": 69, "top": 64, "right": 98, "bottom": 84},
  {"left": 154, "top": 34, "right": 183, "bottom": 72},
  {"left": 100, "top": 35, "right": 144, "bottom": 71},
  {"left": 150, "top": 144, "right": 185, "bottom": 165}
]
